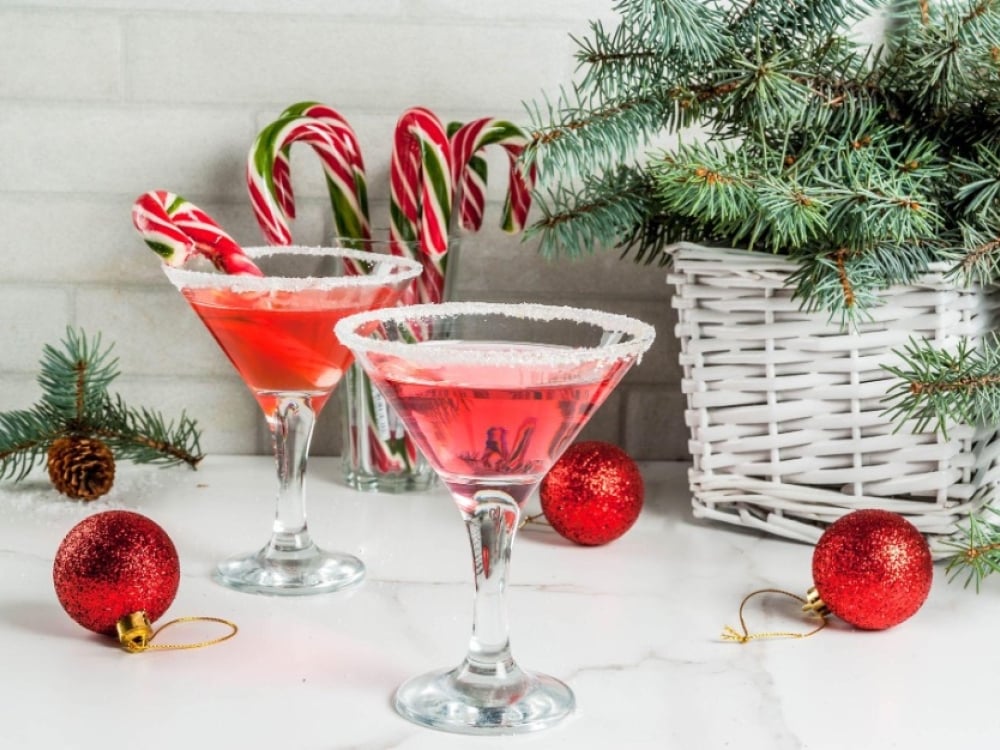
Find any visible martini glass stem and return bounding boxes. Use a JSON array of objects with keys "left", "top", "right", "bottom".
[
  {"left": 266, "top": 395, "right": 317, "bottom": 556},
  {"left": 462, "top": 490, "right": 520, "bottom": 678}
]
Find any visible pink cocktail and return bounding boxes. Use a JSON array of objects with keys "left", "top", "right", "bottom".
[
  {"left": 336, "top": 302, "right": 655, "bottom": 734},
  {"left": 165, "top": 247, "right": 422, "bottom": 595}
]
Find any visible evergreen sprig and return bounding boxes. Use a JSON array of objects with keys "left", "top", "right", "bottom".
[
  {"left": 525, "top": 0, "right": 1000, "bottom": 318},
  {"left": 527, "top": 164, "right": 660, "bottom": 260},
  {"left": 883, "top": 335, "right": 1000, "bottom": 437},
  {"left": 0, "top": 328, "right": 203, "bottom": 483},
  {"left": 525, "top": 0, "right": 1000, "bottom": 585},
  {"left": 943, "top": 504, "right": 1000, "bottom": 591}
]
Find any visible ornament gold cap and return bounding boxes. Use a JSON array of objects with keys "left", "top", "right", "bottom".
[
  {"left": 802, "top": 586, "right": 830, "bottom": 618},
  {"left": 114, "top": 613, "right": 238, "bottom": 652},
  {"left": 116, "top": 611, "right": 154, "bottom": 652}
]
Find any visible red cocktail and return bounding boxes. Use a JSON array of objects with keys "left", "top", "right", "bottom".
[
  {"left": 336, "top": 302, "right": 655, "bottom": 734},
  {"left": 165, "top": 247, "right": 422, "bottom": 595}
]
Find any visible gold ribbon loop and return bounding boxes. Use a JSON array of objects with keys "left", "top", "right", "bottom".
[
  {"left": 116, "top": 611, "right": 238, "bottom": 653},
  {"left": 721, "top": 588, "right": 827, "bottom": 644}
]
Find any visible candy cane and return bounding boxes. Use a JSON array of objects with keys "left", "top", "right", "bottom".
[
  {"left": 447, "top": 120, "right": 488, "bottom": 229},
  {"left": 450, "top": 118, "right": 535, "bottom": 234},
  {"left": 268, "top": 102, "right": 369, "bottom": 232},
  {"left": 131, "top": 190, "right": 262, "bottom": 276},
  {"left": 247, "top": 113, "right": 371, "bottom": 248},
  {"left": 389, "top": 107, "right": 453, "bottom": 304}
]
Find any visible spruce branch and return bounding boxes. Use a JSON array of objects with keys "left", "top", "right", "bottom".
[
  {"left": 527, "top": 165, "right": 657, "bottom": 259},
  {"left": 952, "top": 146, "right": 1000, "bottom": 217},
  {"left": 943, "top": 504, "right": 1000, "bottom": 590},
  {"left": 574, "top": 21, "right": 680, "bottom": 98},
  {"left": 37, "top": 327, "right": 118, "bottom": 423},
  {"left": 525, "top": 0, "right": 1000, "bottom": 585},
  {"left": 96, "top": 395, "right": 203, "bottom": 468},
  {"left": 882, "top": 335, "right": 1000, "bottom": 437},
  {"left": 615, "top": 0, "right": 731, "bottom": 65},
  {"left": 524, "top": 0, "right": 1000, "bottom": 318},
  {"left": 727, "top": 0, "right": 881, "bottom": 47},
  {"left": 0, "top": 327, "right": 204, "bottom": 490},
  {"left": 0, "top": 408, "right": 63, "bottom": 482},
  {"left": 947, "top": 223, "right": 1000, "bottom": 284},
  {"left": 523, "top": 87, "right": 676, "bottom": 179}
]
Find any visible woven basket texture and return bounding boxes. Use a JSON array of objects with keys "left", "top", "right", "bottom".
[{"left": 667, "top": 243, "right": 1000, "bottom": 556}]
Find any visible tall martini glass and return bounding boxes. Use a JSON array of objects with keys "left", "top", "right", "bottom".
[
  {"left": 164, "top": 246, "right": 422, "bottom": 595},
  {"left": 335, "top": 301, "right": 655, "bottom": 734}
]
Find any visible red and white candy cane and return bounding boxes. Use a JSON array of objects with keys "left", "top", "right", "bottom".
[
  {"left": 131, "top": 190, "right": 262, "bottom": 276},
  {"left": 247, "top": 113, "right": 371, "bottom": 249},
  {"left": 389, "top": 107, "right": 453, "bottom": 304},
  {"left": 267, "top": 102, "right": 369, "bottom": 234},
  {"left": 450, "top": 118, "right": 535, "bottom": 234}
]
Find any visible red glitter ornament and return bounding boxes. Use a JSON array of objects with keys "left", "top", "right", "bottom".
[
  {"left": 539, "top": 441, "right": 644, "bottom": 546},
  {"left": 53, "top": 510, "right": 180, "bottom": 636},
  {"left": 810, "top": 509, "right": 933, "bottom": 630}
]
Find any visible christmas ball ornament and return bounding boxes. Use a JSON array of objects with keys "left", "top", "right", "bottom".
[
  {"left": 53, "top": 510, "right": 180, "bottom": 637},
  {"left": 809, "top": 509, "right": 933, "bottom": 630},
  {"left": 540, "top": 441, "right": 644, "bottom": 545},
  {"left": 47, "top": 436, "right": 116, "bottom": 500}
]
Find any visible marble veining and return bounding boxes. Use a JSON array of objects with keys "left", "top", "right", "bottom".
[{"left": 0, "top": 457, "right": 996, "bottom": 749}]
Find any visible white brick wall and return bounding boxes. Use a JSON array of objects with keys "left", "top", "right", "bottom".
[{"left": 0, "top": 0, "right": 686, "bottom": 462}]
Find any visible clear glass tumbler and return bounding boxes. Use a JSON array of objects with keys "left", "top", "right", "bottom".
[{"left": 338, "top": 235, "right": 460, "bottom": 493}]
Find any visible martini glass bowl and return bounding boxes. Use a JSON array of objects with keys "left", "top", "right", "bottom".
[
  {"left": 335, "top": 301, "right": 655, "bottom": 734},
  {"left": 164, "top": 246, "right": 421, "bottom": 595}
]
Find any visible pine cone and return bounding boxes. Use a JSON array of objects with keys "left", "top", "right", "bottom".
[{"left": 47, "top": 436, "right": 116, "bottom": 501}]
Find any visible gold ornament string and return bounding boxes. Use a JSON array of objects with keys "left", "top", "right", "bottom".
[
  {"left": 116, "top": 611, "right": 238, "bottom": 653},
  {"left": 721, "top": 588, "right": 827, "bottom": 643},
  {"left": 518, "top": 512, "right": 548, "bottom": 530}
]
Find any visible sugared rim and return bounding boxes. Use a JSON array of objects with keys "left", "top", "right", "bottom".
[
  {"left": 162, "top": 246, "right": 423, "bottom": 291},
  {"left": 334, "top": 301, "right": 656, "bottom": 366}
]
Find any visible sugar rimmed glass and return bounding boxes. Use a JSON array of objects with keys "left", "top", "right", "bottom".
[
  {"left": 164, "top": 246, "right": 421, "bottom": 595},
  {"left": 335, "top": 301, "right": 655, "bottom": 734}
]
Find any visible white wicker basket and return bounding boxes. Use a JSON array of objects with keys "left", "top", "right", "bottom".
[{"left": 667, "top": 243, "right": 1000, "bottom": 556}]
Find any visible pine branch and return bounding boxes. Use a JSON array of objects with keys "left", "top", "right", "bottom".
[
  {"left": 952, "top": 146, "right": 1000, "bottom": 218},
  {"left": 526, "top": 0, "right": 1000, "bottom": 588},
  {"left": 615, "top": 0, "right": 731, "bottom": 64},
  {"left": 824, "top": 182, "right": 941, "bottom": 249},
  {"left": 523, "top": 86, "right": 677, "bottom": 179},
  {"left": 616, "top": 210, "right": 701, "bottom": 265},
  {"left": 943, "top": 504, "right": 1000, "bottom": 590},
  {"left": 652, "top": 142, "right": 757, "bottom": 232},
  {"left": 946, "top": 223, "right": 1000, "bottom": 284},
  {"left": 726, "top": 0, "right": 884, "bottom": 49},
  {"left": 784, "top": 241, "right": 942, "bottom": 322},
  {"left": 37, "top": 328, "right": 119, "bottom": 423},
  {"left": 525, "top": 0, "right": 1000, "bottom": 322},
  {"left": 709, "top": 47, "right": 820, "bottom": 135},
  {"left": 527, "top": 166, "right": 657, "bottom": 258},
  {"left": 882, "top": 335, "right": 1000, "bottom": 436},
  {"left": 0, "top": 327, "right": 205, "bottom": 488},
  {"left": 882, "top": 0, "right": 1000, "bottom": 117},
  {"left": 651, "top": 141, "right": 833, "bottom": 252},
  {"left": 574, "top": 21, "right": 681, "bottom": 99},
  {"left": 97, "top": 395, "right": 203, "bottom": 468},
  {"left": 0, "top": 407, "right": 63, "bottom": 481}
]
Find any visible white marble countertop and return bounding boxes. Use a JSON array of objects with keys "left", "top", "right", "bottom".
[{"left": 0, "top": 456, "right": 995, "bottom": 749}]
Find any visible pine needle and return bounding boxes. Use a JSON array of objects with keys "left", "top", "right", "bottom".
[
  {"left": 524, "top": 0, "right": 1000, "bottom": 319},
  {"left": 0, "top": 327, "right": 204, "bottom": 485}
]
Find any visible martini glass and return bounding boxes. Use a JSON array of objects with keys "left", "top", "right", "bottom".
[
  {"left": 164, "top": 246, "right": 422, "bottom": 595},
  {"left": 335, "top": 301, "right": 655, "bottom": 734}
]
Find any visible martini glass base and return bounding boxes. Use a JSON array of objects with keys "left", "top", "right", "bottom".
[
  {"left": 213, "top": 544, "right": 365, "bottom": 596},
  {"left": 393, "top": 661, "right": 575, "bottom": 735}
]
